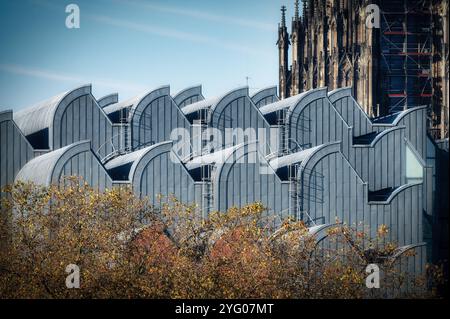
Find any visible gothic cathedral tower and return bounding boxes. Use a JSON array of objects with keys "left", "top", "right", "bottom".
[
  {"left": 291, "top": 0, "right": 304, "bottom": 96},
  {"left": 277, "top": 6, "right": 291, "bottom": 99}
]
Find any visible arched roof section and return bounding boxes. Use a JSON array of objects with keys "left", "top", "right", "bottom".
[
  {"left": 129, "top": 141, "right": 174, "bottom": 183},
  {"left": 13, "top": 84, "right": 91, "bottom": 138},
  {"left": 97, "top": 93, "right": 119, "bottom": 108},
  {"left": 172, "top": 85, "right": 204, "bottom": 107},
  {"left": 369, "top": 126, "right": 405, "bottom": 147},
  {"left": 214, "top": 140, "right": 280, "bottom": 181},
  {"left": 308, "top": 222, "right": 342, "bottom": 244},
  {"left": 0, "top": 110, "right": 13, "bottom": 123},
  {"left": 207, "top": 87, "right": 249, "bottom": 125},
  {"left": 391, "top": 106, "right": 428, "bottom": 126},
  {"left": 268, "top": 145, "right": 323, "bottom": 170},
  {"left": 372, "top": 106, "right": 427, "bottom": 125},
  {"left": 368, "top": 182, "right": 422, "bottom": 204},
  {"left": 285, "top": 87, "right": 329, "bottom": 123},
  {"left": 184, "top": 144, "right": 241, "bottom": 171},
  {"left": 103, "top": 86, "right": 170, "bottom": 117},
  {"left": 259, "top": 87, "right": 328, "bottom": 117},
  {"left": 105, "top": 141, "right": 172, "bottom": 179},
  {"left": 299, "top": 141, "right": 364, "bottom": 184},
  {"left": 181, "top": 96, "right": 221, "bottom": 116},
  {"left": 104, "top": 146, "right": 154, "bottom": 175},
  {"left": 15, "top": 140, "right": 91, "bottom": 186},
  {"left": 213, "top": 141, "right": 285, "bottom": 209},
  {"left": 269, "top": 222, "right": 340, "bottom": 244},
  {"left": 127, "top": 86, "right": 191, "bottom": 128},
  {"left": 353, "top": 126, "right": 406, "bottom": 147},
  {"left": 327, "top": 87, "right": 352, "bottom": 103},
  {"left": 213, "top": 141, "right": 249, "bottom": 184},
  {"left": 104, "top": 141, "right": 193, "bottom": 185},
  {"left": 182, "top": 87, "right": 250, "bottom": 121},
  {"left": 259, "top": 91, "right": 307, "bottom": 116},
  {"left": 0, "top": 110, "right": 35, "bottom": 190},
  {"left": 251, "top": 86, "right": 279, "bottom": 107},
  {"left": 328, "top": 87, "right": 372, "bottom": 123},
  {"left": 0, "top": 109, "right": 34, "bottom": 150},
  {"left": 389, "top": 242, "right": 426, "bottom": 263}
]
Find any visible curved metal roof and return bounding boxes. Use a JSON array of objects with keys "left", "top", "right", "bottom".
[
  {"left": 391, "top": 105, "right": 428, "bottom": 125},
  {"left": 13, "top": 85, "right": 91, "bottom": 137},
  {"left": 15, "top": 140, "right": 91, "bottom": 185},
  {"left": 181, "top": 87, "right": 249, "bottom": 117},
  {"left": 327, "top": 87, "right": 352, "bottom": 102},
  {"left": 259, "top": 88, "right": 328, "bottom": 116},
  {"left": 181, "top": 96, "right": 221, "bottom": 115},
  {"left": 372, "top": 112, "right": 401, "bottom": 124},
  {"left": 104, "top": 141, "right": 174, "bottom": 182},
  {"left": 97, "top": 93, "right": 119, "bottom": 108},
  {"left": 368, "top": 182, "right": 422, "bottom": 204},
  {"left": 184, "top": 144, "right": 242, "bottom": 170},
  {"left": 172, "top": 85, "right": 204, "bottom": 106},
  {"left": 103, "top": 85, "right": 170, "bottom": 116},
  {"left": 259, "top": 91, "right": 308, "bottom": 115},
  {"left": 250, "top": 86, "right": 279, "bottom": 105},
  {"left": 372, "top": 106, "right": 427, "bottom": 125},
  {"left": 268, "top": 145, "right": 323, "bottom": 170},
  {"left": 14, "top": 92, "right": 68, "bottom": 136},
  {"left": 104, "top": 146, "right": 157, "bottom": 170},
  {"left": 0, "top": 110, "right": 13, "bottom": 123},
  {"left": 103, "top": 92, "right": 146, "bottom": 115}
]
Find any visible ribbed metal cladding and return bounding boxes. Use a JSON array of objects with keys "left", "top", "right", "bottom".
[
  {"left": 3, "top": 85, "right": 442, "bottom": 279},
  {"left": 0, "top": 111, "right": 34, "bottom": 197}
]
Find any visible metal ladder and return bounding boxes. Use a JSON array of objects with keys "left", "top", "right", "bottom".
[
  {"left": 288, "top": 163, "right": 301, "bottom": 220},
  {"left": 277, "top": 109, "right": 288, "bottom": 154},
  {"left": 201, "top": 164, "right": 214, "bottom": 217}
]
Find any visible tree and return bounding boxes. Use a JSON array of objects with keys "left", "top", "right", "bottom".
[{"left": 0, "top": 178, "right": 444, "bottom": 298}]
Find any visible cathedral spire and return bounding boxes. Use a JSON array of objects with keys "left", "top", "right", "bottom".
[
  {"left": 281, "top": 5, "right": 287, "bottom": 27},
  {"left": 295, "top": 0, "right": 300, "bottom": 20},
  {"left": 302, "top": 0, "right": 308, "bottom": 25},
  {"left": 277, "top": 5, "right": 290, "bottom": 99}
]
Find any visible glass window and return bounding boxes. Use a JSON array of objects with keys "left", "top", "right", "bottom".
[{"left": 406, "top": 144, "right": 423, "bottom": 182}]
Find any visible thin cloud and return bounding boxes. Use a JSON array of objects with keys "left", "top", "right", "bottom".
[
  {"left": 88, "top": 14, "right": 267, "bottom": 57},
  {"left": 114, "top": 0, "right": 275, "bottom": 32},
  {"left": 0, "top": 63, "right": 146, "bottom": 94},
  {"left": 30, "top": 0, "right": 270, "bottom": 57}
]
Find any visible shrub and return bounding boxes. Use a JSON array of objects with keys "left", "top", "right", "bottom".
[{"left": 0, "top": 178, "right": 444, "bottom": 298}]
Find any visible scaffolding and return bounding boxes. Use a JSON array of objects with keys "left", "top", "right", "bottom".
[{"left": 380, "top": 0, "right": 434, "bottom": 113}]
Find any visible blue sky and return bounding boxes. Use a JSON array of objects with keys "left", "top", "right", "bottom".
[{"left": 0, "top": 0, "right": 299, "bottom": 111}]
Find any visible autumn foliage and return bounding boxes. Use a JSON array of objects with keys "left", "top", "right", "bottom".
[{"left": 0, "top": 178, "right": 445, "bottom": 298}]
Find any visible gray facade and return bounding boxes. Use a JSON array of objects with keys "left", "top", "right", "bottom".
[
  {"left": 105, "top": 141, "right": 203, "bottom": 209},
  {"left": 1, "top": 83, "right": 447, "bottom": 276},
  {"left": 13, "top": 85, "right": 119, "bottom": 160},
  {"left": 103, "top": 86, "right": 191, "bottom": 153},
  {"left": 15, "top": 140, "right": 112, "bottom": 190},
  {"left": 0, "top": 110, "right": 34, "bottom": 197},
  {"left": 251, "top": 86, "right": 280, "bottom": 108},
  {"left": 181, "top": 87, "right": 274, "bottom": 152},
  {"left": 173, "top": 85, "right": 204, "bottom": 108}
]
